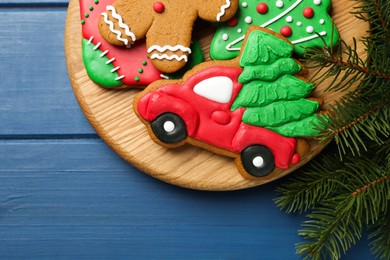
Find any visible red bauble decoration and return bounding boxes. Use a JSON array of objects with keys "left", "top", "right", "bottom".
[
  {"left": 280, "top": 26, "right": 292, "bottom": 37},
  {"left": 303, "top": 7, "right": 314, "bottom": 18},
  {"left": 226, "top": 17, "right": 238, "bottom": 27},
  {"left": 256, "top": 2, "right": 268, "bottom": 14},
  {"left": 153, "top": 2, "right": 165, "bottom": 13}
]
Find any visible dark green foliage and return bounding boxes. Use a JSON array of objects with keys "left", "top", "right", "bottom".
[
  {"left": 275, "top": 0, "right": 390, "bottom": 258},
  {"left": 276, "top": 144, "right": 390, "bottom": 259},
  {"left": 368, "top": 209, "right": 390, "bottom": 259},
  {"left": 318, "top": 97, "right": 390, "bottom": 157}
]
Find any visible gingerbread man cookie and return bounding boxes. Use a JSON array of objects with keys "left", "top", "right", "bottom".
[
  {"left": 80, "top": 0, "right": 163, "bottom": 87},
  {"left": 80, "top": 0, "right": 205, "bottom": 88},
  {"left": 98, "top": 0, "right": 239, "bottom": 73}
]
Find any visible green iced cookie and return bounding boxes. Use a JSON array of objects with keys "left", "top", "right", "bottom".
[{"left": 210, "top": 0, "right": 339, "bottom": 60}]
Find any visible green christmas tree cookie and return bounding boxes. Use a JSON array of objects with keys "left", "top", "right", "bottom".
[
  {"left": 211, "top": 0, "right": 339, "bottom": 60},
  {"left": 230, "top": 75, "right": 315, "bottom": 110},
  {"left": 232, "top": 28, "right": 327, "bottom": 137}
]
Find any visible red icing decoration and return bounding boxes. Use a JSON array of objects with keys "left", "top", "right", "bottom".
[
  {"left": 280, "top": 26, "right": 292, "bottom": 37},
  {"left": 226, "top": 17, "right": 238, "bottom": 27},
  {"left": 303, "top": 7, "right": 314, "bottom": 18},
  {"left": 211, "top": 111, "right": 232, "bottom": 125},
  {"left": 153, "top": 2, "right": 165, "bottom": 13},
  {"left": 256, "top": 3, "right": 268, "bottom": 14},
  {"left": 291, "top": 153, "right": 300, "bottom": 165},
  {"left": 137, "top": 66, "right": 298, "bottom": 169},
  {"left": 80, "top": 0, "right": 162, "bottom": 86}
]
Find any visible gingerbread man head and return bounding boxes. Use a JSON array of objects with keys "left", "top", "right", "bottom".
[{"left": 98, "top": 0, "right": 238, "bottom": 73}]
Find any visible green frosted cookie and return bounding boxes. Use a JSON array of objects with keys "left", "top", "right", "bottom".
[{"left": 210, "top": 0, "right": 339, "bottom": 60}]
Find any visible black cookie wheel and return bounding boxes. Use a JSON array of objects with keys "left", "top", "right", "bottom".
[
  {"left": 240, "top": 145, "right": 275, "bottom": 177},
  {"left": 151, "top": 113, "right": 187, "bottom": 145}
]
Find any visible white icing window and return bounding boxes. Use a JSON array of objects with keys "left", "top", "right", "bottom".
[{"left": 193, "top": 76, "right": 233, "bottom": 103}]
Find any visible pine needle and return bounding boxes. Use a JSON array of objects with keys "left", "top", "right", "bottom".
[{"left": 275, "top": 0, "right": 390, "bottom": 258}]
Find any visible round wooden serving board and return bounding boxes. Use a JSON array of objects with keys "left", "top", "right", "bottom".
[{"left": 65, "top": 0, "right": 368, "bottom": 191}]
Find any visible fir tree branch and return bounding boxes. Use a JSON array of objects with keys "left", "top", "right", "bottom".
[
  {"left": 368, "top": 205, "right": 390, "bottom": 259},
  {"left": 319, "top": 43, "right": 390, "bottom": 80},
  {"left": 294, "top": 159, "right": 389, "bottom": 259},
  {"left": 352, "top": 176, "right": 390, "bottom": 197},
  {"left": 318, "top": 98, "right": 390, "bottom": 156},
  {"left": 353, "top": 0, "right": 390, "bottom": 42},
  {"left": 304, "top": 39, "right": 389, "bottom": 93},
  {"left": 276, "top": 0, "right": 390, "bottom": 258},
  {"left": 376, "top": 138, "right": 390, "bottom": 163},
  {"left": 297, "top": 199, "right": 363, "bottom": 260},
  {"left": 275, "top": 154, "right": 347, "bottom": 213},
  {"left": 367, "top": 148, "right": 390, "bottom": 259},
  {"left": 331, "top": 60, "right": 390, "bottom": 80},
  {"left": 303, "top": 40, "right": 370, "bottom": 92},
  {"left": 277, "top": 143, "right": 390, "bottom": 259},
  {"left": 372, "top": 0, "right": 389, "bottom": 39},
  {"left": 330, "top": 101, "right": 389, "bottom": 140}
]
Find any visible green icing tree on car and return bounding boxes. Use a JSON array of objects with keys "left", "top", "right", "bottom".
[{"left": 231, "top": 29, "right": 327, "bottom": 137}]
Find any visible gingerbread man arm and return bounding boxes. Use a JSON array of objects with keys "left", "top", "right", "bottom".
[
  {"left": 98, "top": 0, "right": 153, "bottom": 47},
  {"left": 197, "top": 0, "right": 239, "bottom": 22}
]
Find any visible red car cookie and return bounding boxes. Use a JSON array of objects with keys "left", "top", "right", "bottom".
[{"left": 134, "top": 27, "right": 326, "bottom": 179}]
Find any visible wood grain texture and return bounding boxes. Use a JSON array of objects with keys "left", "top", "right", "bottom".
[
  {"left": 0, "top": 0, "right": 67, "bottom": 5},
  {"left": 0, "top": 3, "right": 374, "bottom": 258},
  {"left": 0, "top": 139, "right": 372, "bottom": 259},
  {"left": 65, "top": 0, "right": 369, "bottom": 191},
  {"left": 0, "top": 8, "right": 95, "bottom": 136},
  {"left": 0, "top": 139, "right": 302, "bottom": 259}
]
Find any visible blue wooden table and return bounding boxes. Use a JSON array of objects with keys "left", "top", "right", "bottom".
[{"left": 0, "top": 0, "right": 373, "bottom": 258}]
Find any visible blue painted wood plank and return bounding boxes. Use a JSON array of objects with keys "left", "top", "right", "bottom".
[
  {"left": 0, "top": 139, "right": 374, "bottom": 259},
  {"left": 0, "top": 0, "right": 68, "bottom": 7},
  {"left": 0, "top": 8, "right": 95, "bottom": 136},
  {"left": 0, "top": 4, "right": 376, "bottom": 259}
]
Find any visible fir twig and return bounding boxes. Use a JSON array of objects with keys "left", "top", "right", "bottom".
[
  {"left": 353, "top": 0, "right": 390, "bottom": 42},
  {"left": 303, "top": 11, "right": 390, "bottom": 156},
  {"left": 304, "top": 38, "right": 390, "bottom": 93},
  {"left": 303, "top": 0, "right": 390, "bottom": 156},
  {"left": 317, "top": 98, "right": 390, "bottom": 157},
  {"left": 296, "top": 199, "right": 363, "bottom": 260},
  {"left": 368, "top": 205, "right": 390, "bottom": 259},
  {"left": 352, "top": 176, "right": 390, "bottom": 197},
  {"left": 276, "top": 0, "right": 389, "bottom": 258},
  {"left": 276, "top": 149, "right": 390, "bottom": 259},
  {"left": 275, "top": 154, "right": 348, "bottom": 213}
]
